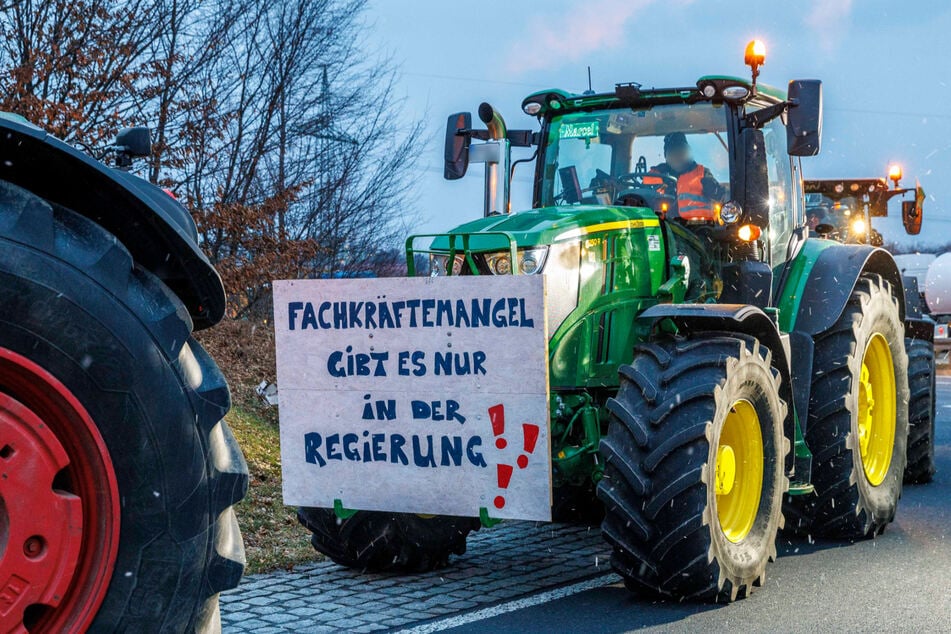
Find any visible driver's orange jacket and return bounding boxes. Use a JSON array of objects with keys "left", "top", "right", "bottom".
[{"left": 643, "top": 164, "right": 714, "bottom": 221}]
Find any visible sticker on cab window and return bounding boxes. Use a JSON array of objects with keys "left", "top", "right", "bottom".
[{"left": 560, "top": 120, "right": 600, "bottom": 140}]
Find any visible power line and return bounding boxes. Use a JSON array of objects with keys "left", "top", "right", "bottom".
[
  {"left": 402, "top": 71, "right": 541, "bottom": 89},
  {"left": 827, "top": 107, "right": 951, "bottom": 121}
]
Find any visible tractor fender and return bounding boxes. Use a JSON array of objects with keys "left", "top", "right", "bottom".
[
  {"left": 791, "top": 244, "right": 904, "bottom": 336},
  {"left": 905, "top": 316, "right": 934, "bottom": 342},
  {"left": 902, "top": 274, "right": 934, "bottom": 342},
  {"left": 637, "top": 303, "right": 796, "bottom": 473},
  {"left": 0, "top": 114, "right": 224, "bottom": 329}
]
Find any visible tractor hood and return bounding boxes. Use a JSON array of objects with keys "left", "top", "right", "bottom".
[
  {"left": 0, "top": 113, "right": 225, "bottom": 329},
  {"left": 431, "top": 204, "right": 660, "bottom": 251}
]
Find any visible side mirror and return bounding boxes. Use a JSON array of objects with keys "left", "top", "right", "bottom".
[
  {"left": 115, "top": 127, "right": 151, "bottom": 157},
  {"left": 786, "top": 80, "right": 822, "bottom": 156},
  {"left": 815, "top": 223, "right": 835, "bottom": 237},
  {"left": 902, "top": 199, "right": 923, "bottom": 235},
  {"left": 735, "top": 127, "right": 769, "bottom": 228},
  {"left": 444, "top": 112, "right": 471, "bottom": 180}
]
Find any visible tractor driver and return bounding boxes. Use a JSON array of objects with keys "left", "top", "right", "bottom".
[
  {"left": 644, "top": 132, "right": 726, "bottom": 221},
  {"left": 807, "top": 205, "right": 829, "bottom": 231}
]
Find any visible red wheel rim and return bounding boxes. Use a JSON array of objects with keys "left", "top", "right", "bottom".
[{"left": 0, "top": 348, "right": 120, "bottom": 632}]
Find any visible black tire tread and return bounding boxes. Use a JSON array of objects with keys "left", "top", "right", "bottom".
[
  {"left": 785, "top": 275, "right": 908, "bottom": 539},
  {"left": 597, "top": 334, "right": 787, "bottom": 601},
  {"left": 0, "top": 178, "right": 247, "bottom": 631},
  {"left": 297, "top": 508, "right": 480, "bottom": 573},
  {"left": 904, "top": 336, "right": 936, "bottom": 483}
]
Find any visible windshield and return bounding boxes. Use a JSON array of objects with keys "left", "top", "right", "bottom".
[
  {"left": 806, "top": 193, "right": 860, "bottom": 231},
  {"left": 540, "top": 104, "right": 731, "bottom": 213}
]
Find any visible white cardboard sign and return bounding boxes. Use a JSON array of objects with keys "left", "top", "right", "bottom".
[{"left": 273, "top": 275, "right": 551, "bottom": 521}]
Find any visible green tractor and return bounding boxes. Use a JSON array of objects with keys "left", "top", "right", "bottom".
[{"left": 297, "top": 42, "right": 928, "bottom": 600}]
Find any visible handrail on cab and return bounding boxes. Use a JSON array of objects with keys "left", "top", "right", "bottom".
[{"left": 405, "top": 231, "right": 518, "bottom": 276}]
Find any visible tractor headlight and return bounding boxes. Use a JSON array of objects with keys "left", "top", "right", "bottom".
[
  {"left": 486, "top": 253, "right": 512, "bottom": 275},
  {"left": 851, "top": 218, "right": 867, "bottom": 235},
  {"left": 430, "top": 254, "right": 466, "bottom": 276},
  {"left": 719, "top": 201, "right": 742, "bottom": 224},
  {"left": 721, "top": 85, "right": 751, "bottom": 101},
  {"left": 485, "top": 247, "right": 548, "bottom": 275}
]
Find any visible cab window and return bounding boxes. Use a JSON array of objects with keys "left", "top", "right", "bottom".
[{"left": 761, "top": 114, "right": 795, "bottom": 265}]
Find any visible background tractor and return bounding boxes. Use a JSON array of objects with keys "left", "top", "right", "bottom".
[
  {"left": 803, "top": 169, "right": 924, "bottom": 246},
  {"left": 0, "top": 114, "right": 247, "bottom": 631},
  {"left": 297, "top": 42, "right": 928, "bottom": 601}
]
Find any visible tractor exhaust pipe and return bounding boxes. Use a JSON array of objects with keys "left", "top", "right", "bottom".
[{"left": 478, "top": 102, "right": 511, "bottom": 216}]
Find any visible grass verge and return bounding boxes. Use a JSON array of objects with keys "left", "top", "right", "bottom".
[{"left": 226, "top": 404, "right": 320, "bottom": 574}]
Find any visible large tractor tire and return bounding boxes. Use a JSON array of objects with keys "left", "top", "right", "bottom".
[
  {"left": 597, "top": 334, "right": 788, "bottom": 601},
  {"left": 904, "top": 336, "right": 936, "bottom": 483},
  {"left": 0, "top": 180, "right": 247, "bottom": 632},
  {"left": 297, "top": 508, "right": 480, "bottom": 573},
  {"left": 788, "top": 274, "right": 908, "bottom": 538}
]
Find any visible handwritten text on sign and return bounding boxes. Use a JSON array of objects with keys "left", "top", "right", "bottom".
[{"left": 273, "top": 276, "right": 551, "bottom": 521}]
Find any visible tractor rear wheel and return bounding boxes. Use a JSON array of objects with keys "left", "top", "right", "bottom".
[
  {"left": 790, "top": 275, "right": 908, "bottom": 538},
  {"left": 904, "top": 336, "right": 936, "bottom": 484},
  {"left": 0, "top": 179, "right": 247, "bottom": 632},
  {"left": 597, "top": 334, "right": 788, "bottom": 601},
  {"left": 297, "top": 508, "right": 480, "bottom": 572}
]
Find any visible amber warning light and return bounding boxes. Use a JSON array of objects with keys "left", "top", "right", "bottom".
[{"left": 888, "top": 164, "right": 903, "bottom": 188}]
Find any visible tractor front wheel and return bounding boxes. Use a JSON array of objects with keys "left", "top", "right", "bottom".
[
  {"left": 297, "top": 509, "right": 480, "bottom": 572},
  {"left": 597, "top": 334, "right": 788, "bottom": 601}
]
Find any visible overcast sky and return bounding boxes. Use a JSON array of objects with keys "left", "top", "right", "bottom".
[{"left": 368, "top": 0, "right": 951, "bottom": 250}]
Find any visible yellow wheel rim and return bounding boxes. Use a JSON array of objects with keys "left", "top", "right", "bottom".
[
  {"left": 715, "top": 399, "right": 764, "bottom": 543},
  {"left": 857, "top": 333, "right": 896, "bottom": 486}
]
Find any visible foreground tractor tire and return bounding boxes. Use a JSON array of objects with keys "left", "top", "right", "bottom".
[
  {"left": 297, "top": 508, "right": 480, "bottom": 572},
  {"left": 789, "top": 275, "right": 908, "bottom": 538},
  {"left": 904, "top": 336, "right": 936, "bottom": 484},
  {"left": 0, "top": 180, "right": 247, "bottom": 632},
  {"left": 597, "top": 334, "right": 788, "bottom": 601}
]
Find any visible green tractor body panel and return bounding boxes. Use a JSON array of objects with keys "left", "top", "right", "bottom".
[{"left": 774, "top": 237, "right": 837, "bottom": 332}]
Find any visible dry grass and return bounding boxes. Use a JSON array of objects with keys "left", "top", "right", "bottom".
[
  {"left": 196, "top": 319, "right": 321, "bottom": 574},
  {"left": 225, "top": 405, "right": 318, "bottom": 574}
]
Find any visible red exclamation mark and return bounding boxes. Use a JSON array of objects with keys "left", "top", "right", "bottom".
[
  {"left": 516, "top": 423, "right": 540, "bottom": 469},
  {"left": 495, "top": 464, "right": 513, "bottom": 509},
  {"left": 489, "top": 404, "right": 506, "bottom": 449}
]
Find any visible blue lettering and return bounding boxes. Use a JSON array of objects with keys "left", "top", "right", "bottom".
[
  {"left": 466, "top": 436, "right": 487, "bottom": 467},
  {"left": 326, "top": 433, "right": 342, "bottom": 460},
  {"left": 440, "top": 436, "right": 463, "bottom": 466},
  {"left": 390, "top": 435, "right": 409, "bottom": 465},
  {"left": 343, "top": 433, "right": 360, "bottom": 460},
  {"left": 318, "top": 302, "right": 332, "bottom": 329},
  {"left": 412, "top": 435, "right": 436, "bottom": 467},
  {"left": 304, "top": 432, "right": 326, "bottom": 466},
  {"left": 288, "top": 302, "right": 303, "bottom": 330}
]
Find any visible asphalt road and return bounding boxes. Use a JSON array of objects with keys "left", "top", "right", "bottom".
[{"left": 431, "top": 377, "right": 951, "bottom": 634}]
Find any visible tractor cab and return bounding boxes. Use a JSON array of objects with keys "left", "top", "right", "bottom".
[{"left": 418, "top": 40, "right": 822, "bottom": 319}]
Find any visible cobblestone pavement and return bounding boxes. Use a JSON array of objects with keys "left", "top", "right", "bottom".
[{"left": 221, "top": 521, "right": 614, "bottom": 633}]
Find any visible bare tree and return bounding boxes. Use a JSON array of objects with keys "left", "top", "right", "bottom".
[{"left": 0, "top": 0, "right": 420, "bottom": 317}]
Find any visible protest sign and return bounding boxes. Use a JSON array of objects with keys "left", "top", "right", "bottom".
[{"left": 273, "top": 275, "right": 551, "bottom": 520}]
